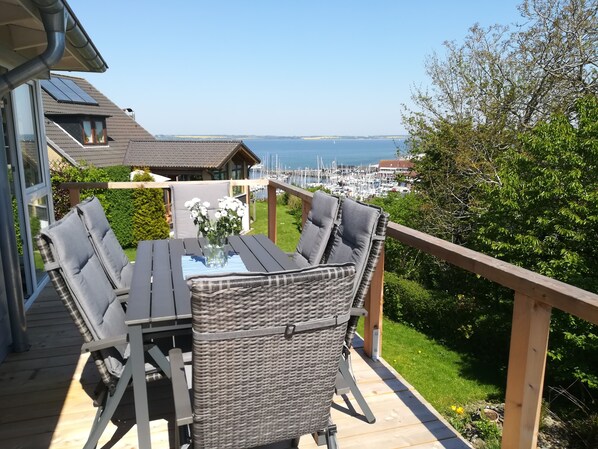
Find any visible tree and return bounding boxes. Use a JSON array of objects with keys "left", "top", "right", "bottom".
[
  {"left": 473, "top": 95, "right": 598, "bottom": 390},
  {"left": 403, "top": 0, "right": 597, "bottom": 244}
]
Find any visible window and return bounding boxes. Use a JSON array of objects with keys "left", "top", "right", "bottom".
[{"left": 82, "top": 118, "right": 107, "bottom": 145}]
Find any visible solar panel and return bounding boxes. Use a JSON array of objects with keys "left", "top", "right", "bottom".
[{"left": 40, "top": 77, "right": 98, "bottom": 105}]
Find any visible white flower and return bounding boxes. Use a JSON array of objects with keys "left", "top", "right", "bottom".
[
  {"left": 191, "top": 210, "right": 199, "bottom": 218},
  {"left": 237, "top": 207, "right": 245, "bottom": 217},
  {"left": 184, "top": 200, "right": 192, "bottom": 209},
  {"left": 203, "top": 201, "right": 210, "bottom": 208},
  {"left": 215, "top": 211, "right": 221, "bottom": 219},
  {"left": 200, "top": 207, "right": 208, "bottom": 216},
  {"left": 220, "top": 210, "right": 227, "bottom": 217}
]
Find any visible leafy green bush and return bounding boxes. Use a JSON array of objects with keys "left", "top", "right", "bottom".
[
  {"left": 103, "top": 166, "right": 134, "bottom": 248},
  {"left": 383, "top": 271, "right": 402, "bottom": 321},
  {"left": 132, "top": 169, "right": 169, "bottom": 243}
]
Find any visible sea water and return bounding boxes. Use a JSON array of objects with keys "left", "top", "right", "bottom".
[{"left": 243, "top": 138, "right": 407, "bottom": 170}]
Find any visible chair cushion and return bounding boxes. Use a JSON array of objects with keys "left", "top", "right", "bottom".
[
  {"left": 325, "top": 198, "right": 382, "bottom": 298},
  {"left": 77, "top": 197, "right": 133, "bottom": 289},
  {"left": 41, "top": 209, "right": 127, "bottom": 376},
  {"left": 293, "top": 191, "right": 340, "bottom": 266},
  {"left": 171, "top": 182, "right": 230, "bottom": 239}
]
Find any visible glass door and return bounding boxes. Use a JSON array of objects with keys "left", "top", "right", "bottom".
[{"left": 7, "top": 82, "right": 53, "bottom": 306}]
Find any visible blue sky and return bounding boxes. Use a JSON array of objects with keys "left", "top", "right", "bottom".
[{"left": 70, "top": 1, "right": 524, "bottom": 136}]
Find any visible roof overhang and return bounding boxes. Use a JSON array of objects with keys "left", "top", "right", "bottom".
[{"left": 0, "top": 0, "right": 107, "bottom": 74}]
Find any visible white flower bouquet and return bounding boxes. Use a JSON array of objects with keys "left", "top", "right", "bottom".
[{"left": 184, "top": 195, "right": 245, "bottom": 245}]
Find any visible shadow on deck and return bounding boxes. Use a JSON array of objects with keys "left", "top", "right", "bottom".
[{"left": 0, "top": 285, "right": 470, "bottom": 449}]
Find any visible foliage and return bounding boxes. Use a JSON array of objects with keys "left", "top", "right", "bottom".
[
  {"left": 103, "top": 166, "right": 134, "bottom": 248},
  {"left": 50, "top": 159, "right": 109, "bottom": 220},
  {"left": 473, "top": 96, "right": 598, "bottom": 390},
  {"left": 131, "top": 169, "right": 170, "bottom": 243},
  {"left": 370, "top": 192, "right": 429, "bottom": 279},
  {"left": 403, "top": 0, "right": 597, "bottom": 246}
]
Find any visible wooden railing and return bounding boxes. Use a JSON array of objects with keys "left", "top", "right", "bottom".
[{"left": 62, "top": 178, "right": 598, "bottom": 449}]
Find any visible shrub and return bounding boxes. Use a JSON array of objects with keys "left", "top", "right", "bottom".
[
  {"left": 103, "top": 166, "right": 134, "bottom": 247},
  {"left": 132, "top": 169, "right": 169, "bottom": 243},
  {"left": 383, "top": 271, "right": 402, "bottom": 321}
]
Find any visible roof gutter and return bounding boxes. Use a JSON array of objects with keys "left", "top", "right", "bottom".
[{"left": 0, "top": 0, "right": 67, "bottom": 97}]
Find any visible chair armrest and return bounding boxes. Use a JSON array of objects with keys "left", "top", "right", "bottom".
[
  {"left": 81, "top": 334, "right": 128, "bottom": 353},
  {"left": 350, "top": 307, "right": 367, "bottom": 317},
  {"left": 169, "top": 348, "right": 193, "bottom": 426}
]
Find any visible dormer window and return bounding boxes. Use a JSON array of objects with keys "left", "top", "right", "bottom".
[{"left": 82, "top": 118, "right": 107, "bottom": 145}]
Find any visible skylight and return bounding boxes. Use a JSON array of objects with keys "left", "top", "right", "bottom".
[{"left": 40, "top": 78, "right": 98, "bottom": 106}]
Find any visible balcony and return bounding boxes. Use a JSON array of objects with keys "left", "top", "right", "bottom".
[{"left": 1, "top": 178, "right": 597, "bottom": 448}]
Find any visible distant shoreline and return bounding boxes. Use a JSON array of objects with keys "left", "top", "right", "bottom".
[{"left": 156, "top": 134, "right": 409, "bottom": 141}]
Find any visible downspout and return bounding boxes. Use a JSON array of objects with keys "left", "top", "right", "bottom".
[{"left": 0, "top": 0, "right": 67, "bottom": 352}]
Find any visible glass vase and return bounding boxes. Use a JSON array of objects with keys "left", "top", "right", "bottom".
[{"left": 202, "top": 235, "right": 228, "bottom": 268}]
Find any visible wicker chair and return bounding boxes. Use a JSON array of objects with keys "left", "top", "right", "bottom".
[
  {"left": 36, "top": 209, "right": 176, "bottom": 449},
  {"left": 324, "top": 197, "right": 389, "bottom": 424},
  {"left": 170, "top": 263, "right": 356, "bottom": 449},
  {"left": 290, "top": 190, "right": 340, "bottom": 268},
  {"left": 76, "top": 196, "right": 133, "bottom": 291}
]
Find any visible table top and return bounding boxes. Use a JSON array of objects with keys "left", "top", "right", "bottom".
[{"left": 126, "top": 234, "right": 298, "bottom": 326}]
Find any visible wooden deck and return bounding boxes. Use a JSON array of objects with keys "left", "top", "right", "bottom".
[{"left": 0, "top": 285, "right": 471, "bottom": 449}]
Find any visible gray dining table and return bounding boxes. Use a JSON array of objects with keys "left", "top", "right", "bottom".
[{"left": 125, "top": 234, "right": 298, "bottom": 449}]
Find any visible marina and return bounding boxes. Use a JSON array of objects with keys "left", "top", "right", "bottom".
[{"left": 246, "top": 138, "right": 413, "bottom": 200}]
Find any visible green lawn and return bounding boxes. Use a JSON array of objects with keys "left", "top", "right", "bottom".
[
  {"left": 357, "top": 318, "right": 503, "bottom": 415},
  {"left": 247, "top": 200, "right": 300, "bottom": 252}
]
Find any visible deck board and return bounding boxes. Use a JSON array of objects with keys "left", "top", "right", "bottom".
[{"left": 0, "top": 285, "right": 471, "bottom": 449}]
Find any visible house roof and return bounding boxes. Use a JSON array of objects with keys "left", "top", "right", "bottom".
[
  {"left": 124, "top": 140, "right": 261, "bottom": 169},
  {"left": 0, "top": 0, "right": 107, "bottom": 73},
  {"left": 42, "top": 74, "right": 155, "bottom": 167},
  {"left": 379, "top": 159, "right": 414, "bottom": 169}
]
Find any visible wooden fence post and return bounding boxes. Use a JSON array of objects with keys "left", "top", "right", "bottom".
[
  {"left": 502, "top": 292, "right": 552, "bottom": 449},
  {"left": 68, "top": 188, "right": 80, "bottom": 207},
  {"left": 301, "top": 199, "right": 310, "bottom": 226},
  {"left": 363, "top": 248, "right": 384, "bottom": 359},
  {"left": 267, "top": 184, "right": 277, "bottom": 243}
]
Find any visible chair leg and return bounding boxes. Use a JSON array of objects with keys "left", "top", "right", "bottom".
[
  {"left": 324, "top": 424, "right": 338, "bottom": 449},
  {"left": 338, "top": 355, "right": 376, "bottom": 424},
  {"left": 83, "top": 362, "right": 133, "bottom": 449}
]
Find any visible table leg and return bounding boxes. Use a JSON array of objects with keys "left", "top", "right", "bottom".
[{"left": 129, "top": 324, "right": 152, "bottom": 448}]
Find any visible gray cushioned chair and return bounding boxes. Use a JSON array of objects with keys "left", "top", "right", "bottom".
[
  {"left": 291, "top": 190, "right": 340, "bottom": 268},
  {"left": 170, "top": 181, "right": 231, "bottom": 239},
  {"left": 76, "top": 196, "right": 133, "bottom": 291},
  {"left": 169, "top": 263, "right": 356, "bottom": 449},
  {"left": 324, "top": 197, "right": 389, "bottom": 424},
  {"left": 36, "top": 209, "right": 176, "bottom": 449}
]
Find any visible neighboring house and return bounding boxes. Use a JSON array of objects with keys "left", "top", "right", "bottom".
[
  {"left": 124, "top": 139, "right": 261, "bottom": 181},
  {"left": 0, "top": 0, "right": 106, "bottom": 362},
  {"left": 42, "top": 76, "right": 261, "bottom": 180},
  {"left": 378, "top": 159, "right": 416, "bottom": 182},
  {"left": 41, "top": 74, "right": 155, "bottom": 168}
]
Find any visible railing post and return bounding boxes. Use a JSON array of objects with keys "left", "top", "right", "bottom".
[
  {"left": 363, "top": 248, "right": 384, "bottom": 360},
  {"left": 301, "top": 199, "right": 310, "bottom": 227},
  {"left": 68, "top": 187, "right": 80, "bottom": 207},
  {"left": 267, "top": 183, "right": 277, "bottom": 243},
  {"left": 502, "top": 292, "right": 552, "bottom": 449}
]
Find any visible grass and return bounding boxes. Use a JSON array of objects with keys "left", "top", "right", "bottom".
[
  {"left": 357, "top": 318, "right": 503, "bottom": 415},
  {"left": 247, "top": 200, "right": 301, "bottom": 252},
  {"left": 124, "top": 247, "right": 137, "bottom": 262}
]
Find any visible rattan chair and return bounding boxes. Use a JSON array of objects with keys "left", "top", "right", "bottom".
[
  {"left": 290, "top": 190, "right": 340, "bottom": 268},
  {"left": 76, "top": 196, "right": 133, "bottom": 291},
  {"left": 323, "top": 197, "right": 389, "bottom": 424},
  {"left": 170, "top": 263, "right": 356, "bottom": 449},
  {"left": 36, "top": 209, "right": 177, "bottom": 449}
]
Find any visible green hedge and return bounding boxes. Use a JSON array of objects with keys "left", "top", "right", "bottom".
[
  {"left": 103, "top": 166, "right": 134, "bottom": 248},
  {"left": 132, "top": 170, "right": 170, "bottom": 242}
]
